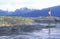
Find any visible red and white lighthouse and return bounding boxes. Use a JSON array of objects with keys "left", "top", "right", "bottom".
[{"left": 48, "top": 9, "right": 51, "bottom": 16}]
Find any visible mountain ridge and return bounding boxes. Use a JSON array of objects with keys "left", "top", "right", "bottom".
[{"left": 0, "top": 6, "right": 60, "bottom": 17}]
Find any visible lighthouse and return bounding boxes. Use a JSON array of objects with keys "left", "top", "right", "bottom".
[{"left": 48, "top": 9, "right": 51, "bottom": 16}]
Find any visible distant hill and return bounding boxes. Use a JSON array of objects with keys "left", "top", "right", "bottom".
[
  {"left": 0, "top": 6, "right": 60, "bottom": 17},
  {"left": 51, "top": 6, "right": 60, "bottom": 17}
]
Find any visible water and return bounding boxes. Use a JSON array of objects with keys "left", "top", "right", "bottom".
[{"left": 0, "top": 24, "right": 60, "bottom": 39}]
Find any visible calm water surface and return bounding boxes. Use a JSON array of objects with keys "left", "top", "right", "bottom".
[{"left": 0, "top": 24, "right": 60, "bottom": 39}]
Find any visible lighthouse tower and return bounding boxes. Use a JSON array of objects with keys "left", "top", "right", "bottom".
[{"left": 48, "top": 9, "right": 51, "bottom": 16}]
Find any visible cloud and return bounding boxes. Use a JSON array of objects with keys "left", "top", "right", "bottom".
[{"left": 0, "top": 0, "right": 60, "bottom": 11}]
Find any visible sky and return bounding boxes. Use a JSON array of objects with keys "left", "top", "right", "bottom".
[{"left": 0, "top": 0, "right": 60, "bottom": 11}]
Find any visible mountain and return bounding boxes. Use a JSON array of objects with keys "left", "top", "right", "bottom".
[
  {"left": 12, "top": 8, "right": 33, "bottom": 16},
  {"left": 51, "top": 6, "right": 60, "bottom": 17},
  {"left": 23, "top": 10, "right": 47, "bottom": 17},
  {"left": 0, "top": 6, "right": 60, "bottom": 17},
  {"left": 0, "top": 10, "right": 7, "bottom": 16}
]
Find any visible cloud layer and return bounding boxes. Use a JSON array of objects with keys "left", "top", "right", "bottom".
[{"left": 0, "top": 0, "right": 60, "bottom": 11}]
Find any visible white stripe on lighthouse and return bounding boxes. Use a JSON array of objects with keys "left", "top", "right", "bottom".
[{"left": 48, "top": 9, "right": 51, "bottom": 16}]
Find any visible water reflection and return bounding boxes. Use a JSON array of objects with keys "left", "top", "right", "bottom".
[{"left": 0, "top": 24, "right": 60, "bottom": 39}]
